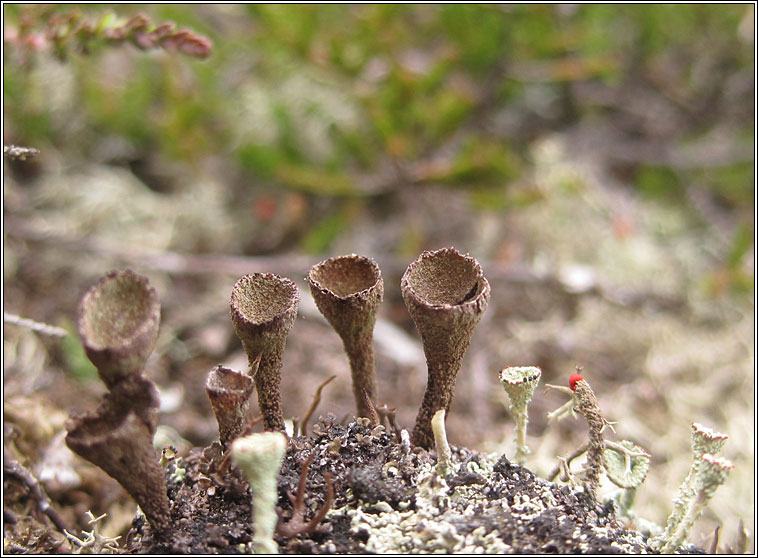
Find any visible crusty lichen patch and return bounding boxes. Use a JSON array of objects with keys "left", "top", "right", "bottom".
[
  {"left": 139, "top": 417, "right": 655, "bottom": 554},
  {"left": 325, "top": 430, "right": 651, "bottom": 554}
]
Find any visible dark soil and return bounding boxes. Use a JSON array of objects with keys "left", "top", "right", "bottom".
[{"left": 124, "top": 415, "right": 664, "bottom": 554}]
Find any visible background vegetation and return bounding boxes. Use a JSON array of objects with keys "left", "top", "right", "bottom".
[{"left": 3, "top": 4, "right": 754, "bottom": 553}]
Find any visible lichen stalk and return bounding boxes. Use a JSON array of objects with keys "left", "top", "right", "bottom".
[
  {"left": 653, "top": 423, "right": 729, "bottom": 551},
  {"left": 499, "top": 366, "right": 541, "bottom": 464},
  {"left": 65, "top": 376, "right": 170, "bottom": 538},
  {"left": 401, "top": 248, "right": 490, "bottom": 449},
  {"left": 431, "top": 409, "right": 454, "bottom": 476},
  {"left": 230, "top": 274, "right": 299, "bottom": 432},
  {"left": 660, "top": 453, "right": 733, "bottom": 553},
  {"left": 572, "top": 378, "right": 605, "bottom": 499},
  {"left": 231, "top": 432, "right": 287, "bottom": 554},
  {"left": 307, "top": 255, "right": 383, "bottom": 419}
]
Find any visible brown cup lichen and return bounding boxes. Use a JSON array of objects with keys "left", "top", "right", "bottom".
[
  {"left": 67, "top": 271, "right": 169, "bottom": 537},
  {"left": 65, "top": 375, "right": 170, "bottom": 537},
  {"left": 401, "top": 247, "right": 490, "bottom": 449},
  {"left": 206, "top": 364, "right": 256, "bottom": 446},
  {"left": 230, "top": 273, "right": 299, "bottom": 433},
  {"left": 77, "top": 269, "right": 160, "bottom": 389},
  {"left": 307, "top": 255, "right": 383, "bottom": 419}
]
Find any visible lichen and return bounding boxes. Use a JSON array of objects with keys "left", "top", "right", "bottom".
[{"left": 327, "top": 443, "right": 648, "bottom": 554}]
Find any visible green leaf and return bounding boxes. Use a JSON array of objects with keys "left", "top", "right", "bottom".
[
  {"left": 301, "top": 210, "right": 348, "bottom": 254},
  {"left": 59, "top": 320, "right": 99, "bottom": 383}
]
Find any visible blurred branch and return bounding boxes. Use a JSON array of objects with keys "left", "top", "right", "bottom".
[
  {"left": 3, "top": 313, "right": 68, "bottom": 338},
  {"left": 4, "top": 217, "right": 312, "bottom": 277},
  {"left": 5, "top": 9, "right": 212, "bottom": 60},
  {"left": 6, "top": 217, "right": 686, "bottom": 314},
  {"left": 4, "top": 145, "right": 40, "bottom": 161}
]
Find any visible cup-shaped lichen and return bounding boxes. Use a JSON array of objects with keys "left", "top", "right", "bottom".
[
  {"left": 401, "top": 248, "right": 490, "bottom": 449},
  {"left": 307, "top": 255, "right": 383, "bottom": 419},
  {"left": 689, "top": 422, "right": 728, "bottom": 460},
  {"left": 206, "top": 365, "right": 256, "bottom": 446},
  {"left": 654, "top": 422, "right": 729, "bottom": 551},
  {"left": 659, "top": 453, "right": 733, "bottom": 553},
  {"left": 77, "top": 270, "right": 160, "bottom": 389},
  {"left": 65, "top": 376, "right": 169, "bottom": 537},
  {"left": 230, "top": 273, "right": 299, "bottom": 432},
  {"left": 499, "top": 366, "right": 541, "bottom": 464}
]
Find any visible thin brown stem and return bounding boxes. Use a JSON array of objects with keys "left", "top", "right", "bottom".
[
  {"left": 300, "top": 375, "right": 337, "bottom": 437},
  {"left": 277, "top": 453, "right": 335, "bottom": 537},
  {"left": 573, "top": 379, "right": 605, "bottom": 500},
  {"left": 362, "top": 391, "right": 381, "bottom": 427},
  {"left": 548, "top": 443, "right": 590, "bottom": 482}
]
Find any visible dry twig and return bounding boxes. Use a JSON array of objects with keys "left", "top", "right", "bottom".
[
  {"left": 3, "top": 312, "right": 68, "bottom": 338},
  {"left": 4, "top": 145, "right": 40, "bottom": 160},
  {"left": 3, "top": 450, "right": 69, "bottom": 534},
  {"left": 299, "top": 375, "right": 337, "bottom": 437},
  {"left": 277, "top": 453, "right": 335, "bottom": 537}
]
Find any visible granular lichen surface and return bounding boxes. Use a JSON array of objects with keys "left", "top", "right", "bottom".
[{"left": 136, "top": 416, "right": 655, "bottom": 554}]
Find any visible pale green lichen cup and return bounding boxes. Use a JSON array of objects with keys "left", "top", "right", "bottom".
[{"left": 499, "top": 366, "right": 541, "bottom": 464}]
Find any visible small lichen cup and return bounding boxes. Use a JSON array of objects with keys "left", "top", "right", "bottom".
[
  {"left": 401, "top": 248, "right": 490, "bottom": 449},
  {"left": 653, "top": 422, "right": 729, "bottom": 551},
  {"left": 659, "top": 453, "right": 733, "bottom": 553},
  {"left": 206, "top": 365, "right": 256, "bottom": 446},
  {"left": 499, "top": 366, "right": 541, "bottom": 464},
  {"left": 77, "top": 269, "right": 160, "bottom": 389},
  {"left": 307, "top": 254, "right": 383, "bottom": 419},
  {"left": 230, "top": 273, "right": 299, "bottom": 432},
  {"left": 68, "top": 270, "right": 169, "bottom": 538}
]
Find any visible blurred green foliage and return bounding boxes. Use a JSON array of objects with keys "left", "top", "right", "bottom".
[
  {"left": 59, "top": 319, "right": 99, "bottom": 383},
  {"left": 3, "top": 4, "right": 754, "bottom": 256}
]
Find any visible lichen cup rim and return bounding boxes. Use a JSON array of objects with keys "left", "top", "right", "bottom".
[
  {"left": 77, "top": 269, "right": 161, "bottom": 388},
  {"left": 499, "top": 366, "right": 543, "bottom": 386},
  {"left": 65, "top": 397, "right": 148, "bottom": 447},
  {"left": 206, "top": 364, "right": 256, "bottom": 446},
  {"left": 206, "top": 364, "right": 256, "bottom": 392},
  {"left": 307, "top": 254, "right": 383, "bottom": 301},
  {"left": 230, "top": 273, "right": 299, "bottom": 327},
  {"left": 401, "top": 247, "right": 490, "bottom": 312},
  {"left": 78, "top": 269, "right": 160, "bottom": 351}
]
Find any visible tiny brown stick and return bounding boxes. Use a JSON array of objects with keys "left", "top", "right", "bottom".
[
  {"left": 362, "top": 391, "right": 381, "bottom": 427},
  {"left": 548, "top": 442, "right": 590, "bottom": 482},
  {"left": 300, "top": 375, "right": 337, "bottom": 437},
  {"left": 709, "top": 525, "right": 720, "bottom": 554},
  {"left": 376, "top": 403, "right": 400, "bottom": 439},
  {"left": 573, "top": 379, "right": 606, "bottom": 500},
  {"left": 277, "top": 453, "right": 335, "bottom": 537}
]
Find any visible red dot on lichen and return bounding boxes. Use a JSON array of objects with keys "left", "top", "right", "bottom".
[{"left": 569, "top": 373, "right": 583, "bottom": 391}]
